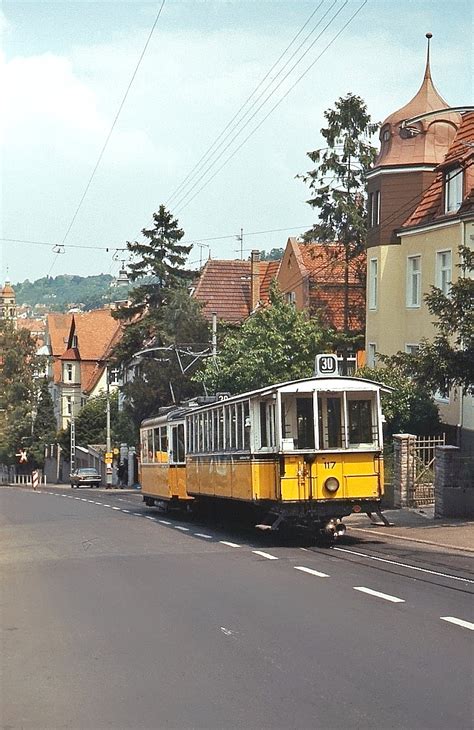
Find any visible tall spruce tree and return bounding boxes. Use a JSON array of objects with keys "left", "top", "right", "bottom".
[
  {"left": 111, "top": 205, "right": 210, "bottom": 425},
  {"left": 299, "top": 93, "right": 378, "bottom": 370}
]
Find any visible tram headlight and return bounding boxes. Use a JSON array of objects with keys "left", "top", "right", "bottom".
[{"left": 324, "top": 477, "right": 339, "bottom": 493}]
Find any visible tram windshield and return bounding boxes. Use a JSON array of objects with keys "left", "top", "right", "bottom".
[{"left": 280, "top": 390, "right": 378, "bottom": 451}]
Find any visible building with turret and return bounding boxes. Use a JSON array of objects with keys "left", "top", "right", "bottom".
[
  {"left": 365, "top": 35, "right": 473, "bottom": 450},
  {"left": 0, "top": 281, "right": 17, "bottom": 322}
]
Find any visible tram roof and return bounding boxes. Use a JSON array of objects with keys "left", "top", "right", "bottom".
[
  {"left": 207, "top": 375, "right": 391, "bottom": 406},
  {"left": 141, "top": 376, "right": 391, "bottom": 426}
]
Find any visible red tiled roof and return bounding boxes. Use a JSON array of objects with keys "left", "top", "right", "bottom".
[
  {"left": 47, "top": 313, "right": 72, "bottom": 356},
  {"left": 402, "top": 113, "right": 474, "bottom": 230},
  {"left": 259, "top": 260, "right": 280, "bottom": 301},
  {"left": 296, "top": 241, "right": 365, "bottom": 332},
  {"left": 298, "top": 242, "right": 365, "bottom": 284},
  {"left": 60, "top": 347, "right": 80, "bottom": 361},
  {"left": 193, "top": 258, "right": 280, "bottom": 323},
  {"left": 70, "top": 308, "right": 122, "bottom": 360}
]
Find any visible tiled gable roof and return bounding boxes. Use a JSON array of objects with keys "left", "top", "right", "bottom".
[
  {"left": 402, "top": 113, "right": 474, "bottom": 230},
  {"left": 70, "top": 308, "right": 122, "bottom": 361},
  {"left": 193, "top": 258, "right": 280, "bottom": 323}
]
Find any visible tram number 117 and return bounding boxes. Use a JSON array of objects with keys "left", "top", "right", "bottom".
[{"left": 323, "top": 461, "right": 336, "bottom": 469}]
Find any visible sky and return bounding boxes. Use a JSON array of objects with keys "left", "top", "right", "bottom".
[{"left": 0, "top": 0, "right": 472, "bottom": 285}]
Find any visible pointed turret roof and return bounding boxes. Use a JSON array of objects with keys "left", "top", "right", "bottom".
[{"left": 373, "top": 34, "right": 461, "bottom": 169}]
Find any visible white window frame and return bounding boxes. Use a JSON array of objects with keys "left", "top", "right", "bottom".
[
  {"left": 436, "top": 249, "right": 452, "bottom": 295},
  {"left": 406, "top": 255, "right": 421, "bottom": 308},
  {"left": 405, "top": 344, "right": 420, "bottom": 355},
  {"left": 367, "top": 343, "right": 377, "bottom": 368},
  {"left": 368, "top": 257, "right": 378, "bottom": 310},
  {"left": 286, "top": 291, "right": 296, "bottom": 305},
  {"left": 65, "top": 363, "right": 73, "bottom": 382},
  {"left": 444, "top": 167, "right": 463, "bottom": 213}
]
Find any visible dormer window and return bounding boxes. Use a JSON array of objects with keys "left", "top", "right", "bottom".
[{"left": 444, "top": 167, "right": 463, "bottom": 213}]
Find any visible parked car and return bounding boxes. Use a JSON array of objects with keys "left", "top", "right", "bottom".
[{"left": 70, "top": 468, "right": 101, "bottom": 488}]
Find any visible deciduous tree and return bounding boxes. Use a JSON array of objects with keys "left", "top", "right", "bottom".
[{"left": 197, "top": 284, "right": 332, "bottom": 394}]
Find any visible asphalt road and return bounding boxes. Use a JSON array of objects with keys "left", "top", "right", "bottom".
[{"left": 1, "top": 486, "right": 473, "bottom": 730}]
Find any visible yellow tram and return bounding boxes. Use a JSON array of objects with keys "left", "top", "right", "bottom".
[{"left": 139, "top": 375, "right": 388, "bottom": 536}]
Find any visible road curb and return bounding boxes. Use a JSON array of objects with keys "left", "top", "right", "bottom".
[{"left": 347, "top": 525, "right": 474, "bottom": 554}]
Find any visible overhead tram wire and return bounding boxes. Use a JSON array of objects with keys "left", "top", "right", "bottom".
[
  {"left": 174, "top": 1, "right": 367, "bottom": 215},
  {"left": 166, "top": 0, "right": 327, "bottom": 208},
  {"left": 0, "top": 224, "right": 314, "bottom": 252},
  {"left": 47, "top": 0, "right": 166, "bottom": 276},
  {"left": 172, "top": 0, "right": 346, "bottom": 213}
]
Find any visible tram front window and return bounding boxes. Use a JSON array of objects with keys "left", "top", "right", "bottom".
[
  {"left": 348, "top": 399, "right": 374, "bottom": 445},
  {"left": 318, "top": 396, "right": 343, "bottom": 449},
  {"left": 296, "top": 398, "right": 315, "bottom": 449}
]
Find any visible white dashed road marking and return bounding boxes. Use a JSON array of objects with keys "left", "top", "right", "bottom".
[
  {"left": 133, "top": 512, "right": 142, "bottom": 516},
  {"left": 112, "top": 506, "right": 121, "bottom": 510},
  {"left": 94, "top": 501, "right": 102, "bottom": 505},
  {"left": 252, "top": 550, "right": 278, "bottom": 560},
  {"left": 221, "top": 541, "right": 241, "bottom": 548},
  {"left": 440, "top": 616, "right": 474, "bottom": 631},
  {"left": 158, "top": 520, "right": 171, "bottom": 525},
  {"left": 121, "top": 509, "right": 130, "bottom": 513},
  {"left": 145, "top": 516, "right": 155, "bottom": 520},
  {"left": 353, "top": 586, "right": 405, "bottom": 603},
  {"left": 195, "top": 533, "right": 213, "bottom": 539},
  {"left": 103, "top": 504, "right": 111, "bottom": 508},
  {"left": 294, "top": 566, "right": 330, "bottom": 578},
  {"left": 174, "top": 526, "right": 190, "bottom": 531}
]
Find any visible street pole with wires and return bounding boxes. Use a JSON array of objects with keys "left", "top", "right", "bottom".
[{"left": 106, "top": 367, "right": 112, "bottom": 488}]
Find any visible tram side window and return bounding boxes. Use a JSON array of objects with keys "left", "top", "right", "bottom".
[
  {"left": 141, "top": 430, "right": 148, "bottom": 463},
  {"left": 236, "top": 403, "right": 243, "bottom": 449},
  {"left": 146, "top": 428, "right": 154, "bottom": 462},
  {"left": 296, "top": 398, "right": 315, "bottom": 449},
  {"left": 348, "top": 399, "right": 375, "bottom": 445},
  {"left": 218, "top": 407, "right": 224, "bottom": 450},
  {"left": 225, "top": 406, "right": 231, "bottom": 449},
  {"left": 259, "top": 401, "right": 277, "bottom": 449},
  {"left": 260, "top": 402, "right": 268, "bottom": 447},
  {"left": 243, "top": 401, "right": 250, "bottom": 451}
]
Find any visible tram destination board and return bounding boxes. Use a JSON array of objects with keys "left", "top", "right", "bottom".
[{"left": 315, "top": 353, "right": 338, "bottom": 376}]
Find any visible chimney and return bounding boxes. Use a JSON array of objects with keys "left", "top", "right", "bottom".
[{"left": 250, "top": 250, "right": 260, "bottom": 311}]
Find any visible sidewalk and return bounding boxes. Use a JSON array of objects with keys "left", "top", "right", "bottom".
[{"left": 345, "top": 507, "right": 474, "bottom": 553}]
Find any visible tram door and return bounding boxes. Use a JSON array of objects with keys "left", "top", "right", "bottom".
[
  {"left": 280, "top": 397, "right": 315, "bottom": 501},
  {"left": 169, "top": 423, "right": 186, "bottom": 497}
]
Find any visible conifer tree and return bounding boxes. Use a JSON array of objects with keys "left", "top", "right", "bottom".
[{"left": 299, "top": 94, "right": 378, "bottom": 370}]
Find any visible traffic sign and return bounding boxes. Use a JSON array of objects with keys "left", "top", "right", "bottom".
[
  {"left": 15, "top": 449, "right": 28, "bottom": 463},
  {"left": 113, "top": 448, "right": 119, "bottom": 455}
]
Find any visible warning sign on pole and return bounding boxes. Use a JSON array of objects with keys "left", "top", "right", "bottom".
[{"left": 32, "top": 470, "right": 39, "bottom": 491}]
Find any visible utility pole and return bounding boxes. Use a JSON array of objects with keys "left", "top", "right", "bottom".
[
  {"left": 236, "top": 228, "right": 244, "bottom": 260},
  {"left": 212, "top": 312, "right": 217, "bottom": 361},
  {"left": 70, "top": 400, "right": 76, "bottom": 474},
  {"left": 106, "top": 366, "right": 112, "bottom": 488}
]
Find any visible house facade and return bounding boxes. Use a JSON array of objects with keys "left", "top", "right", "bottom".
[
  {"left": 365, "top": 38, "right": 473, "bottom": 449},
  {"left": 46, "top": 308, "right": 122, "bottom": 429}
]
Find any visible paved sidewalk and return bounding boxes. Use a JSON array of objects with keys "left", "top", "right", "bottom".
[{"left": 345, "top": 507, "right": 474, "bottom": 553}]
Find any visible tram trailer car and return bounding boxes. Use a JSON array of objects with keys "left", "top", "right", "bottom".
[{"left": 140, "top": 376, "right": 388, "bottom": 537}]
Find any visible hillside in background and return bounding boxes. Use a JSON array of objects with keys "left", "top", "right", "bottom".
[{"left": 14, "top": 274, "right": 129, "bottom": 312}]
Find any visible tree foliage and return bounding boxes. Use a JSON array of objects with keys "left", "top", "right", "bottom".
[
  {"left": 0, "top": 321, "right": 46, "bottom": 465},
  {"left": 300, "top": 93, "right": 378, "bottom": 254},
  {"left": 110, "top": 206, "right": 210, "bottom": 427},
  {"left": 30, "top": 378, "right": 57, "bottom": 465},
  {"left": 382, "top": 247, "right": 474, "bottom": 396},
  {"left": 57, "top": 392, "right": 136, "bottom": 460},
  {"left": 356, "top": 366, "right": 441, "bottom": 438},
  {"left": 299, "top": 93, "right": 378, "bottom": 365},
  {"left": 197, "top": 284, "right": 332, "bottom": 394}
]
